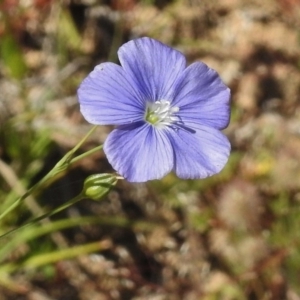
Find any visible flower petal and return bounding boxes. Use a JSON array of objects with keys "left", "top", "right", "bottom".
[
  {"left": 173, "top": 62, "right": 230, "bottom": 129},
  {"left": 118, "top": 37, "right": 186, "bottom": 102},
  {"left": 167, "top": 122, "right": 231, "bottom": 179},
  {"left": 104, "top": 122, "right": 173, "bottom": 182},
  {"left": 77, "top": 62, "right": 145, "bottom": 125}
]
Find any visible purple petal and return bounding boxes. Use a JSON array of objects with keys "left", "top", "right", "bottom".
[
  {"left": 167, "top": 122, "right": 231, "bottom": 179},
  {"left": 173, "top": 62, "right": 230, "bottom": 130},
  {"left": 118, "top": 37, "right": 186, "bottom": 102},
  {"left": 104, "top": 122, "right": 173, "bottom": 182},
  {"left": 77, "top": 62, "right": 145, "bottom": 125}
]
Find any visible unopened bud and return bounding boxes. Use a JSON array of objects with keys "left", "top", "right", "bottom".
[{"left": 82, "top": 173, "right": 118, "bottom": 200}]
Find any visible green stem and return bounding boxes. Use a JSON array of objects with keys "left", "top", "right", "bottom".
[
  {"left": 0, "top": 126, "right": 100, "bottom": 222},
  {"left": 70, "top": 144, "right": 103, "bottom": 164},
  {"left": 0, "top": 194, "right": 84, "bottom": 240}
]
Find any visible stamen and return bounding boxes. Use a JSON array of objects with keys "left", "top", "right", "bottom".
[{"left": 145, "top": 100, "right": 179, "bottom": 128}]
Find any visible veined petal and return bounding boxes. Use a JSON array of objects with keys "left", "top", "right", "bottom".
[
  {"left": 173, "top": 62, "right": 230, "bottom": 130},
  {"left": 77, "top": 62, "right": 145, "bottom": 125},
  {"left": 104, "top": 122, "right": 173, "bottom": 182},
  {"left": 167, "top": 123, "right": 231, "bottom": 179},
  {"left": 118, "top": 37, "right": 186, "bottom": 101}
]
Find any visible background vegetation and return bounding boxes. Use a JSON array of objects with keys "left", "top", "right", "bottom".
[{"left": 0, "top": 0, "right": 300, "bottom": 299}]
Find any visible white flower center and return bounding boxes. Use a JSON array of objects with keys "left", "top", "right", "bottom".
[{"left": 145, "top": 100, "right": 179, "bottom": 128}]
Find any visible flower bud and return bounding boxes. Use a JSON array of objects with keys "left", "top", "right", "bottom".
[{"left": 82, "top": 174, "right": 118, "bottom": 200}]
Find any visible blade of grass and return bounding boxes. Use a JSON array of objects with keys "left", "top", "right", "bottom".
[
  {"left": 23, "top": 240, "right": 112, "bottom": 269},
  {"left": 1, "top": 240, "right": 112, "bottom": 274},
  {"left": 0, "top": 216, "right": 160, "bottom": 262}
]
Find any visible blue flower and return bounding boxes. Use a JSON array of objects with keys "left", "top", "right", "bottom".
[{"left": 78, "top": 37, "right": 231, "bottom": 182}]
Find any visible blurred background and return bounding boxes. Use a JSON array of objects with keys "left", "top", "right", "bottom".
[{"left": 0, "top": 0, "right": 300, "bottom": 299}]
